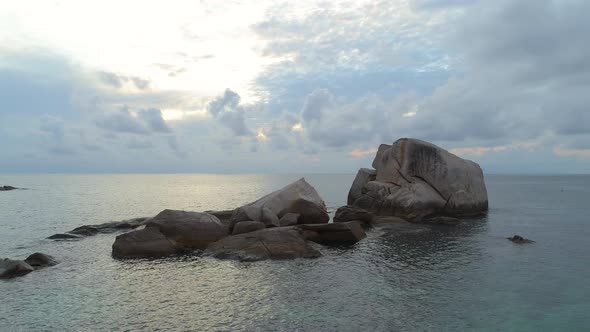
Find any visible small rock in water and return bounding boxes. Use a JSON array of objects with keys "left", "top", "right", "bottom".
[
  {"left": 508, "top": 235, "right": 535, "bottom": 243},
  {"left": 0, "top": 258, "right": 34, "bottom": 278},
  {"left": 47, "top": 233, "right": 83, "bottom": 240},
  {"left": 24, "top": 253, "right": 59, "bottom": 269},
  {"left": 0, "top": 185, "right": 18, "bottom": 191}
]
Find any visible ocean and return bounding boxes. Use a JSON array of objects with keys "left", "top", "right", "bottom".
[{"left": 0, "top": 174, "right": 589, "bottom": 331}]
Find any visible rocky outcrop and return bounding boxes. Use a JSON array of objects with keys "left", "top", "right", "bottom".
[
  {"left": 49, "top": 217, "right": 151, "bottom": 240},
  {"left": 112, "top": 227, "right": 177, "bottom": 258},
  {"left": 243, "top": 178, "right": 329, "bottom": 225},
  {"left": 347, "top": 138, "right": 488, "bottom": 221},
  {"left": 0, "top": 185, "right": 18, "bottom": 191},
  {"left": 232, "top": 221, "right": 266, "bottom": 235},
  {"left": 297, "top": 221, "right": 366, "bottom": 245},
  {"left": 1, "top": 252, "right": 59, "bottom": 279},
  {"left": 333, "top": 205, "right": 373, "bottom": 225},
  {"left": 206, "top": 227, "right": 321, "bottom": 261}
]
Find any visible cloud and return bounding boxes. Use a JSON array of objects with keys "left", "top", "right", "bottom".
[
  {"left": 207, "top": 89, "right": 252, "bottom": 136},
  {"left": 137, "top": 108, "right": 171, "bottom": 133},
  {"left": 98, "top": 71, "right": 151, "bottom": 90}
]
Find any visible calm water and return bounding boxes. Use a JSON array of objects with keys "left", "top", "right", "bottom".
[{"left": 0, "top": 174, "right": 588, "bottom": 331}]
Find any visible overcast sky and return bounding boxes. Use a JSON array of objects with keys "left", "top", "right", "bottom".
[{"left": 1, "top": 0, "right": 589, "bottom": 174}]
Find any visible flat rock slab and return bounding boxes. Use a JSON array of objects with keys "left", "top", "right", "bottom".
[{"left": 206, "top": 227, "right": 321, "bottom": 261}]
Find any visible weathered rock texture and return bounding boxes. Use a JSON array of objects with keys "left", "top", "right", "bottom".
[
  {"left": 206, "top": 227, "right": 321, "bottom": 261},
  {"left": 348, "top": 138, "right": 488, "bottom": 221},
  {"left": 232, "top": 221, "right": 266, "bottom": 235}
]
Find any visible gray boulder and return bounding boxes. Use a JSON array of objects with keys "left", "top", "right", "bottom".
[
  {"left": 297, "top": 221, "right": 366, "bottom": 245},
  {"left": 232, "top": 221, "right": 266, "bottom": 235},
  {"left": 278, "top": 213, "right": 300, "bottom": 227},
  {"left": 0, "top": 259, "right": 34, "bottom": 278},
  {"left": 243, "top": 178, "right": 329, "bottom": 224},
  {"left": 145, "top": 209, "right": 228, "bottom": 250},
  {"left": 206, "top": 227, "right": 321, "bottom": 261},
  {"left": 112, "top": 227, "right": 178, "bottom": 258},
  {"left": 333, "top": 205, "right": 373, "bottom": 224},
  {"left": 348, "top": 138, "right": 488, "bottom": 221},
  {"left": 24, "top": 253, "right": 59, "bottom": 269}
]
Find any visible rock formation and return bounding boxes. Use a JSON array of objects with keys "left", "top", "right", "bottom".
[{"left": 347, "top": 138, "right": 488, "bottom": 221}]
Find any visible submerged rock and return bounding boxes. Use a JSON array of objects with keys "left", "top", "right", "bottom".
[
  {"left": 508, "top": 235, "right": 535, "bottom": 244},
  {"left": 232, "top": 220, "right": 266, "bottom": 235},
  {"left": 347, "top": 138, "right": 488, "bottom": 222},
  {"left": 49, "top": 217, "right": 151, "bottom": 240},
  {"left": 47, "top": 233, "right": 83, "bottom": 240},
  {"left": 0, "top": 259, "right": 34, "bottom": 278},
  {"left": 112, "top": 227, "right": 177, "bottom": 258},
  {"left": 240, "top": 178, "right": 329, "bottom": 224},
  {"left": 297, "top": 221, "right": 366, "bottom": 245},
  {"left": 206, "top": 227, "right": 321, "bottom": 261},
  {"left": 24, "top": 253, "right": 59, "bottom": 269}
]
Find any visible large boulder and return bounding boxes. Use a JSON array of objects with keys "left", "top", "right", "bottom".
[
  {"left": 278, "top": 213, "right": 300, "bottom": 227},
  {"left": 243, "top": 178, "right": 329, "bottom": 224},
  {"left": 0, "top": 259, "right": 34, "bottom": 278},
  {"left": 232, "top": 221, "right": 266, "bottom": 235},
  {"left": 348, "top": 138, "right": 488, "bottom": 221},
  {"left": 206, "top": 227, "right": 321, "bottom": 261},
  {"left": 145, "top": 209, "right": 228, "bottom": 250},
  {"left": 297, "top": 221, "right": 366, "bottom": 244},
  {"left": 112, "top": 227, "right": 178, "bottom": 258}
]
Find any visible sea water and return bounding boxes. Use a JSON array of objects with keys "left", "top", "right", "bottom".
[{"left": 0, "top": 174, "right": 588, "bottom": 331}]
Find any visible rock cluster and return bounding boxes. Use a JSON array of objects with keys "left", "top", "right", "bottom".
[{"left": 111, "top": 178, "right": 358, "bottom": 261}]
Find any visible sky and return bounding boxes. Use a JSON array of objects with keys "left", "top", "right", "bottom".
[{"left": 1, "top": 0, "right": 589, "bottom": 174}]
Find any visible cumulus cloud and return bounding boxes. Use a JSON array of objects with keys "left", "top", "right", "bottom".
[
  {"left": 98, "top": 71, "right": 151, "bottom": 90},
  {"left": 207, "top": 89, "right": 252, "bottom": 136}
]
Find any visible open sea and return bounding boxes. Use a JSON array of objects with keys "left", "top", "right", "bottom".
[{"left": 0, "top": 174, "right": 589, "bottom": 331}]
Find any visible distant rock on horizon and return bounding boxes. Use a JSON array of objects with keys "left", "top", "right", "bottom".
[
  {"left": 0, "top": 185, "right": 18, "bottom": 191},
  {"left": 347, "top": 138, "right": 488, "bottom": 222}
]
